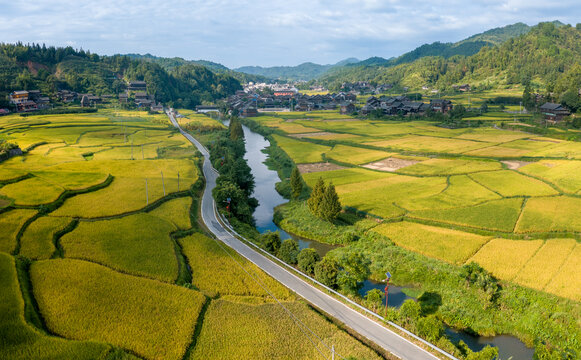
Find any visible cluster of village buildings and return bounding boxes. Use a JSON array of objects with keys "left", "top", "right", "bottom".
[
  {"left": 360, "top": 96, "right": 453, "bottom": 115},
  {"left": 2, "top": 80, "right": 162, "bottom": 115}
]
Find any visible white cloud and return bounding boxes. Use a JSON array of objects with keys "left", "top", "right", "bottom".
[{"left": 0, "top": 0, "right": 579, "bottom": 67}]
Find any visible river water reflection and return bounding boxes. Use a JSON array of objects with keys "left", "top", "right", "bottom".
[{"left": 238, "top": 122, "right": 533, "bottom": 360}]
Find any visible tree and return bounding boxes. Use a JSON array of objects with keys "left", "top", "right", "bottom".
[
  {"left": 260, "top": 231, "right": 281, "bottom": 254},
  {"left": 297, "top": 248, "right": 320, "bottom": 275},
  {"left": 560, "top": 89, "right": 580, "bottom": 113},
  {"left": 318, "top": 183, "right": 342, "bottom": 221},
  {"left": 449, "top": 104, "right": 466, "bottom": 120},
  {"left": 314, "top": 256, "right": 339, "bottom": 288},
  {"left": 278, "top": 239, "right": 299, "bottom": 264},
  {"left": 364, "top": 288, "right": 384, "bottom": 312},
  {"left": 337, "top": 252, "right": 370, "bottom": 294},
  {"left": 307, "top": 177, "right": 325, "bottom": 216},
  {"left": 290, "top": 166, "right": 303, "bottom": 199},
  {"left": 479, "top": 103, "right": 488, "bottom": 113},
  {"left": 523, "top": 83, "right": 534, "bottom": 110},
  {"left": 229, "top": 117, "right": 244, "bottom": 141}
]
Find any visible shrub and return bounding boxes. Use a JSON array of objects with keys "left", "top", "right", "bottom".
[
  {"left": 297, "top": 248, "right": 320, "bottom": 275},
  {"left": 278, "top": 239, "right": 299, "bottom": 264},
  {"left": 260, "top": 231, "right": 281, "bottom": 255},
  {"left": 314, "top": 256, "right": 339, "bottom": 288},
  {"left": 416, "top": 315, "right": 444, "bottom": 342}
]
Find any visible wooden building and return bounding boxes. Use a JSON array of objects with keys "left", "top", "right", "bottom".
[{"left": 540, "top": 103, "right": 571, "bottom": 122}]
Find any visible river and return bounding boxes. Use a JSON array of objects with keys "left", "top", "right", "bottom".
[{"left": 239, "top": 122, "right": 534, "bottom": 360}]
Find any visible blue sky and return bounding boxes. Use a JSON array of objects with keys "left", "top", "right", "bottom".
[{"left": 1, "top": 0, "right": 580, "bottom": 68}]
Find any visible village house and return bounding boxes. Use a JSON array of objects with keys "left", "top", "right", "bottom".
[
  {"left": 430, "top": 99, "right": 453, "bottom": 113},
  {"left": 9, "top": 91, "right": 29, "bottom": 105},
  {"left": 196, "top": 105, "right": 219, "bottom": 113},
  {"left": 540, "top": 103, "right": 571, "bottom": 123},
  {"left": 128, "top": 81, "right": 147, "bottom": 91}
]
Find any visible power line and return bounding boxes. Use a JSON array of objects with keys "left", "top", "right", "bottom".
[{"left": 206, "top": 227, "right": 344, "bottom": 360}]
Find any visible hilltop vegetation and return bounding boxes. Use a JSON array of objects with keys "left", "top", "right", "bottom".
[
  {"left": 320, "top": 21, "right": 581, "bottom": 98},
  {"left": 0, "top": 43, "right": 242, "bottom": 108}
]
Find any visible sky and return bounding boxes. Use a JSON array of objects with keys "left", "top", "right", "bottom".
[{"left": 1, "top": 0, "right": 580, "bottom": 68}]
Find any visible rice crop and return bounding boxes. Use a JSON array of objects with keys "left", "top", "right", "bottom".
[
  {"left": 31, "top": 258, "right": 205, "bottom": 360},
  {"left": 0, "top": 177, "right": 64, "bottom": 206},
  {"left": 0, "top": 209, "right": 38, "bottom": 253},
  {"left": 60, "top": 213, "right": 178, "bottom": 282},
  {"left": 516, "top": 196, "right": 581, "bottom": 233},
  {"left": 189, "top": 298, "right": 382, "bottom": 360},
  {"left": 514, "top": 239, "right": 577, "bottom": 291},
  {"left": 373, "top": 221, "right": 492, "bottom": 264},
  {"left": 410, "top": 198, "right": 524, "bottom": 232},
  {"left": 544, "top": 244, "right": 581, "bottom": 301},
  {"left": 148, "top": 196, "right": 192, "bottom": 230},
  {"left": 468, "top": 238, "right": 543, "bottom": 280},
  {"left": 469, "top": 170, "right": 558, "bottom": 197},
  {"left": 326, "top": 144, "right": 392, "bottom": 165},
  {"left": 0, "top": 253, "right": 115, "bottom": 360},
  {"left": 179, "top": 233, "right": 291, "bottom": 299},
  {"left": 19, "top": 216, "right": 71, "bottom": 260},
  {"left": 272, "top": 134, "right": 330, "bottom": 163},
  {"left": 398, "top": 158, "right": 502, "bottom": 176}
]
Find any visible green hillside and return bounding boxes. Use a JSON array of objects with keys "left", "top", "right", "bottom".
[
  {"left": 320, "top": 21, "right": 581, "bottom": 100},
  {"left": 0, "top": 43, "right": 242, "bottom": 109}
]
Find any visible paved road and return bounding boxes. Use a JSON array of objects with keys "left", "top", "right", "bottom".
[{"left": 167, "top": 111, "right": 444, "bottom": 360}]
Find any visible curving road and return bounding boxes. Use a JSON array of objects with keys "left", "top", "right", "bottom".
[{"left": 167, "top": 111, "right": 451, "bottom": 360}]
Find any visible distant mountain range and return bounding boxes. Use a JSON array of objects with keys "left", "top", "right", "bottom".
[
  {"left": 234, "top": 58, "right": 360, "bottom": 81},
  {"left": 233, "top": 21, "right": 565, "bottom": 82}
]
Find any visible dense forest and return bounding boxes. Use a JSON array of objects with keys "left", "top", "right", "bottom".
[
  {"left": 0, "top": 43, "right": 242, "bottom": 109},
  {"left": 320, "top": 22, "right": 581, "bottom": 99}
]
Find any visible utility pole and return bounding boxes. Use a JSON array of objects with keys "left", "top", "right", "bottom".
[
  {"left": 331, "top": 345, "right": 335, "bottom": 360},
  {"left": 384, "top": 272, "right": 391, "bottom": 317},
  {"left": 177, "top": 171, "right": 180, "bottom": 191},
  {"left": 161, "top": 171, "right": 166, "bottom": 196},
  {"left": 141, "top": 144, "right": 144, "bottom": 160},
  {"left": 131, "top": 140, "right": 134, "bottom": 160},
  {"left": 145, "top": 178, "right": 149, "bottom": 205}
]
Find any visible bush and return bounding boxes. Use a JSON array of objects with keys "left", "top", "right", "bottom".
[
  {"left": 260, "top": 231, "right": 281, "bottom": 255},
  {"left": 416, "top": 315, "right": 444, "bottom": 342},
  {"left": 297, "top": 248, "right": 320, "bottom": 275},
  {"left": 278, "top": 239, "right": 299, "bottom": 264},
  {"left": 314, "top": 256, "right": 339, "bottom": 288},
  {"left": 399, "top": 299, "right": 421, "bottom": 326}
]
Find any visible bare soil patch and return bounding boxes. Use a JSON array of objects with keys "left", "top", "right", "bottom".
[
  {"left": 502, "top": 160, "right": 532, "bottom": 170},
  {"left": 297, "top": 162, "right": 346, "bottom": 174},
  {"left": 363, "top": 157, "right": 419, "bottom": 172}
]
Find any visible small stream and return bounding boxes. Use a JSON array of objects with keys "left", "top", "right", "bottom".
[{"left": 238, "top": 122, "right": 534, "bottom": 360}]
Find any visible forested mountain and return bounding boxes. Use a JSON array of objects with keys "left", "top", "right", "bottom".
[
  {"left": 235, "top": 58, "right": 359, "bottom": 81},
  {"left": 0, "top": 43, "right": 242, "bottom": 109},
  {"left": 125, "top": 53, "right": 268, "bottom": 84},
  {"left": 319, "top": 22, "right": 581, "bottom": 101}
]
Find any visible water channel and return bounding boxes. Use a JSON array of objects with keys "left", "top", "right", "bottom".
[{"left": 238, "top": 122, "right": 534, "bottom": 360}]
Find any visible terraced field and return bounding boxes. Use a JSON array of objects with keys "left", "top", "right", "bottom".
[
  {"left": 0, "top": 109, "right": 383, "bottom": 359},
  {"left": 247, "top": 110, "right": 581, "bottom": 301}
]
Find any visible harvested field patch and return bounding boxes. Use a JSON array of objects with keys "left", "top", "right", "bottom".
[
  {"left": 502, "top": 160, "right": 531, "bottom": 170},
  {"left": 31, "top": 258, "right": 205, "bottom": 360},
  {"left": 468, "top": 239, "right": 544, "bottom": 280},
  {"left": 363, "top": 157, "right": 419, "bottom": 172},
  {"left": 297, "top": 162, "right": 346, "bottom": 174},
  {"left": 373, "top": 221, "right": 491, "bottom": 264}
]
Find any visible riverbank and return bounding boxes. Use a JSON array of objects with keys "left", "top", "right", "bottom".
[{"left": 239, "top": 115, "right": 580, "bottom": 360}]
